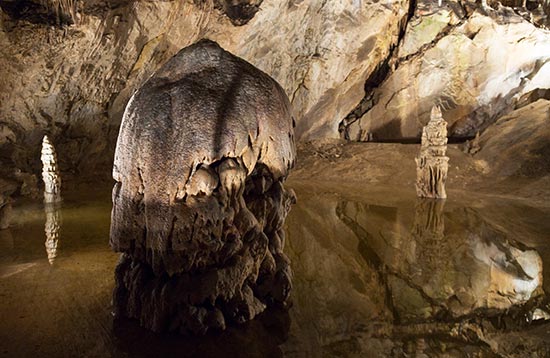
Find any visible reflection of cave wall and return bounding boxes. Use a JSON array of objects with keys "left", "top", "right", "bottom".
[
  {"left": 282, "top": 186, "right": 548, "bottom": 356},
  {"left": 334, "top": 195, "right": 544, "bottom": 321}
]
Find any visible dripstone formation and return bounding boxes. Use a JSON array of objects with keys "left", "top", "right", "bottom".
[
  {"left": 415, "top": 106, "right": 449, "bottom": 199},
  {"left": 40, "top": 136, "right": 62, "bottom": 203},
  {"left": 110, "top": 40, "right": 296, "bottom": 334}
]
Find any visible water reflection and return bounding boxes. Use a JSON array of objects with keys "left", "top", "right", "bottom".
[
  {"left": 0, "top": 185, "right": 549, "bottom": 357},
  {"left": 337, "top": 196, "right": 543, "bottom": 321},
  {"left": 44, "top": 203, "right": 62, "bottom": 264},
  {"left": 285, "top": 185, "right": 550, "bottom": 357}
]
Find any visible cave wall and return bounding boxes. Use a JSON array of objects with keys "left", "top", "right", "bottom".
[
  {"left": 0, "top": 0, "right": 407, "bottom": 178},
  {"left": 342, "top": 0, "right": 550, "bottom": 141},
  {"left": 0, "top": 0, "right": 549, "bottom": 184}
]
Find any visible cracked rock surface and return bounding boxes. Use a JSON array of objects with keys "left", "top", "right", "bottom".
[
  {"left": 110, "top": 40, "right": 296, "bottom": 334},
  {"left": 342, "top": 0, "right": 550, "bottom": 141}
]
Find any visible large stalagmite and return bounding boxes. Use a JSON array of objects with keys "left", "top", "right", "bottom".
[
  {"left": 415, "top": 106, "right": 449, "bottom": 199},
  {"left": 110, "top": 40, "right": 296, "bottom": 334},
  {"left": 40, "top": 136, "right": 62, "bottom": 203}
]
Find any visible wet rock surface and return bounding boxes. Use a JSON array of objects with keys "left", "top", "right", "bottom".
[{"left": 110, "top": 40, "right": 295, "bottom": 334}]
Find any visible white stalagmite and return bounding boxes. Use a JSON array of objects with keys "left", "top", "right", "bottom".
[
  {"left": 415, "top": 106, "right": 449, "bottom": 199},
  {"left": 41, "top": 135, "right": 62, "bottom": 203}
]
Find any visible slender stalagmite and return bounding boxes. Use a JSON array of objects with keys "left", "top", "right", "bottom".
[
  {"left": 41, "top": 135, "right": 62, "bottom": 203},
  {"left": 415, "top": 106, "right": 449, "bottom": 199}
]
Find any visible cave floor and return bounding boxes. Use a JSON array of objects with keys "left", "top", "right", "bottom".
[{"left": 1, "top": 143, "right": 550, "bottom": 357}]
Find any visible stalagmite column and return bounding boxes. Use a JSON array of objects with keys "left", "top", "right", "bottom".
[
  {"left": 415, "top": 106, "right": 449, "bottom": 199},
  {"left": 110, "top": 40, "right": 296, "bottom": 335},
  {"left": 40, "top": 135, "right": 62, "bottom": 203}
]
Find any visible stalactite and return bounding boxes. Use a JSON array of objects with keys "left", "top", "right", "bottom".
[
  {"left": 41, "top": 135, "right": 62, "bottom": 203},
  {"left": 415, "top": 106, "right": 449, "bottom": 199}
]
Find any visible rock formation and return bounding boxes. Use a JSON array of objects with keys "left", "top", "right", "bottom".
[
  {"left": 342, "top": 4, "right": 550, "bottom": 141},
  {"left": 415, "top": 106, "right": 449, "bottom": 199},
  {"left": 40, "top": 135, "right": 62, "bottom": 203},
  {"left": 0, "top": 194, "right": 12, "bottom": 230},
  {"left": 463, "top": 131, "right": 481, "bottom": 155},
  {"left": 44, "top": 203, "right": 61, "bottom": 264},
  {"left": 0, "top": 0, "right": 408, "bottom": 179},
  {"left": 110, "top": 40, "right": 296, "bottom": 334}
]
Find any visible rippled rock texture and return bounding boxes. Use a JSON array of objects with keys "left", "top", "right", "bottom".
[{"left": 110, "top": 40, "right": 295, "bottom": 334}]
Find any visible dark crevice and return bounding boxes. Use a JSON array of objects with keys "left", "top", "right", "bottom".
[
  {"left": 212, "top": 0, "right": 263, "bottom": 26},
  {"left": 339, "top": 0, "right": 485, "bottom": 142},
  {"left": 339, "top": 0, "right": 417, "bottom": 140},
  {"left": 0, "top": 0, "right": 77, "bottom": 26}
]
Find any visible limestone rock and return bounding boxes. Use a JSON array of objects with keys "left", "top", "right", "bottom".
[
  {"left": 40, "top": 135, "right": 61, "bottom": 203},
  {"left": 415, "top": 106, "right": 449, "bottom": 199},
  {"left": 463, "top": 131, "right": 481, "bottom": 154},
  {"left": 476, "top": 99, "right": 550, "bottom": 178},
  {"left": 0, "top": 0, "right": 408, "bottom": 176},
  {"left": 110, "top": 40, "right": 296, "bottom": 334},
  {"left": 345, "top": 5, "right": 550, "bottom": 141}
]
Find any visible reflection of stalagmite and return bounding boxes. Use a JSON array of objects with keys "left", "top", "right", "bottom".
[
  {"left": 411, "top": 199, "right": 446, "bottom": 273},
  {"left": 41, "top": 135, "right": 62, "bottom": 203},
  {"left": 44, "top": 204, "right": 61, "bottom": 265},
  {"left": 412, "top": 199, "right": 445, "bottom": 240},
  {"left": 110, "top": 40, "right": 296, "bottom": 334},
  {"left": 415, "top": 106, "right": 449, "bottom": 199},
  {"left": 410, "top": 199, "right": 453, "bottom": 296}
]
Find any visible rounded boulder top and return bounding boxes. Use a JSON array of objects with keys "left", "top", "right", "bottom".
[{"left": 114, "top": 39, "right": 296, "bottom": 195}]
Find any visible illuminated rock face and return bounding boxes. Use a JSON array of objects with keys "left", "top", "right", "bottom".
[
  {"left": 415, "top": 106, "right": 449, "bottom": 199},
  {"left": 40, "top": 136, "right": 62, "bottom": 203},
  {"left": 110, "top": 40, "right": 296, "bottom": 334}
]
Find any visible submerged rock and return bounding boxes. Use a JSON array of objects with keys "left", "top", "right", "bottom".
[{"left": 110, "top": 40, "right": 296, "bottom": 334}]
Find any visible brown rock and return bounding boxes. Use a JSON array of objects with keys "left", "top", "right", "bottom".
[{"left": 110, "top": 40, "right": 296, "bottom": 334}]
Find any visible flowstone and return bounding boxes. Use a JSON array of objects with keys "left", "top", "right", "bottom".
[
  {"left": 415, "top": 106, "right": 449, "bottom": 199},
  {"left": 40, "top": 136, "right": 62, "bottom": 203},
  {"left": 110, "top": 40, "right": 296, "bottom": 334}
]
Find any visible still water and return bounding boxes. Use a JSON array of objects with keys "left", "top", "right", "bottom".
[{"left": 1, "top": 183, "right": 550, "bottom": 357}]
